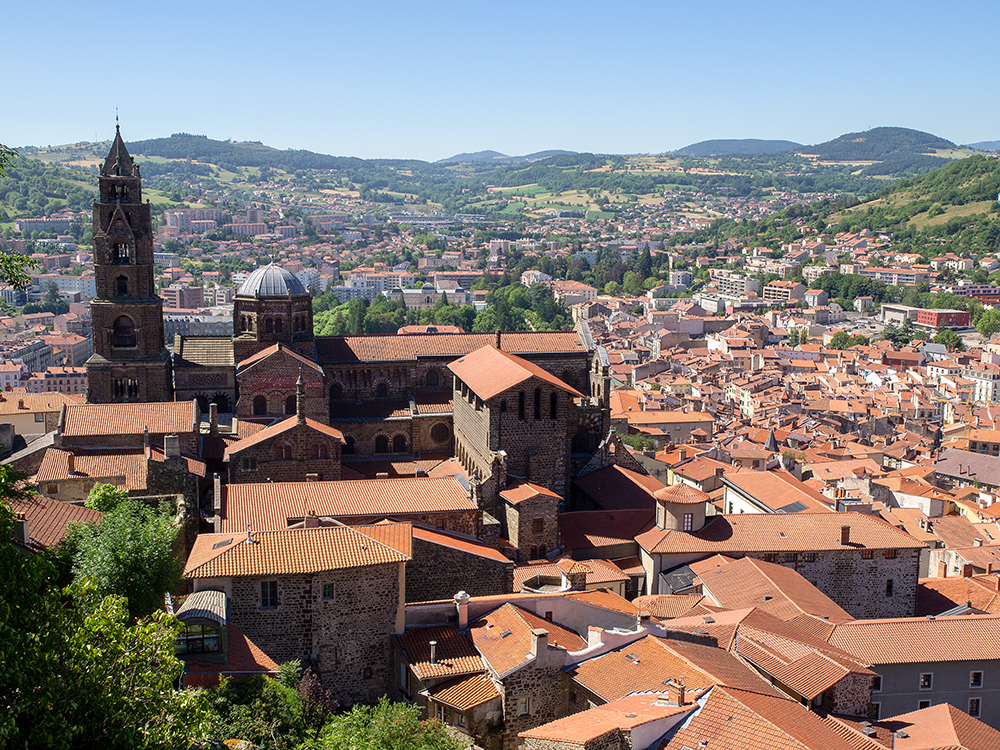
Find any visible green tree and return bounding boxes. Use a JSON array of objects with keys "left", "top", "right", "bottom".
[
  {"left": 977, "top": 308, "right": 1000, "bottom": 338},
  {"left": 67, "top": 497, "right": 182, "bottom": 620},
  {"left": 85, "top": 482, "right": 129, "bottom": 512},
  {"left": 828, "top": 331, "right": 851, "bottom": 349},
  {"left": 0, "top": 144, "right": 37, "bottom": 290},
  {"left": 205, "top": 674, "right": 307, "bottom": 750},
  {"left": 306, "top": 696, "right": 463, "bottom": 750},
  {"left": 932, "top": 328, "right": 965, "bottom": 351}
]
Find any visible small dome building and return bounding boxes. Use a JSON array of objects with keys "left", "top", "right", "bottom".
[{"left": 233, "top": 264, "right": 314, "bottom": 361}]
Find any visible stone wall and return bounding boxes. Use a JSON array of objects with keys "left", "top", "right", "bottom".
[
  {"left": 499, "top": 639, "right": 570, "bottom": 750},
  {"left": 406, "top": 536, "right": 514, "bottom": 603},
  {"left": 236, "top": 349, "right": 326, "bottom": 422},
  {"left": 227, "top": 420, "right": 342, "bottom": 484},
  {"left": 823, "top": 672, "right": 873, "bottom": 718},
  {"left": 505, "top": 492, "right": 560, "bottom": 562}
]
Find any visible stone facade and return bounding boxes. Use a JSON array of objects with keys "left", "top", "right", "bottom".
[
  {"left": 86, "top": 128, "right": 173, "bottom": 404},
  {"left": 406, "top": 536, "right": 514, "bottom": 603},
  {"left": 498, "top": 633, "right": 570, "bottom": 750},
  {"left": 198, "top": 561, "right": 403, "bottom": 706},
  {"left": 503, "top": 488, "right": 560, "bottom": 563},
  {"left": 236, "top": 345, "right": 327, "bottom": 422},
  {"left": 822, "top": 672, "right": 874, "bottom": 718},
  {"left": 226, "top": 418, "right": 343, "bottom": 484}
]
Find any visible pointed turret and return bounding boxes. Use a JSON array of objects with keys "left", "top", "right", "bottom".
[{"left": 101, "top": 123, "right": 135, "bottom": 177}]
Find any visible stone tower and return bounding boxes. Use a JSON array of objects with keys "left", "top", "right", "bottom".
[{"left": 86, "top": 125, "right": 173, "bottom": 403}]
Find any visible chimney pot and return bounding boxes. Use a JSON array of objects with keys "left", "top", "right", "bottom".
[
  {"left": 454, "top": 590, "right": 470, "bottom": 630},
  {"left": 429, "top": 640, "right": 438, "bottom": 665},
  {"left": 840, "top": 525, "right": 850, "bottom": 546},
  {"left": 305, "top": 473, "right": 319, "bottom": 482},
  {"left": 66, "top": 452, "right": 75, "bottom": 475}
]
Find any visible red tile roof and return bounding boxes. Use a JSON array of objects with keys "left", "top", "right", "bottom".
[
  {"left": 223, "top": 417, "right": 344, "bottom": 458},
  {"left": 878, "top": 702, "right": 1000, "bottom": 750},
  {"left": 237, "top": 342, "right": 324, "bottom": 373},
  {"left": 60, "top": 401, "right": 197, "bottom": 437},
  {"left": 413, "top": 526, "right": 512, "bottom": 564},
  {"left": 395, "top": 624, "right": 483, "bottom": 680},
  {"left": 182, "top": 620, "right": 280, "bottom": 688},
  {"left": 8, "top": 494, "right": 101, "bottom": 549},
  {"left": 35, "top": 448, "right": 148, "bottom": 491},
  {"left": 519, "top": 693, "right": 694, "bottom": 744},
  {"left": 220, "top": 476, "right": 476, "bottom": 533},
  {"left": 469, "top": 602, "right": 586, "bottom": 677},
  {"left": 559, "top": 509, "right": 654, "bottom": 551},
  {"left": 0, "top": 391, "right": 82, "bottom": 416},
  {"left": 449, "top": 345, "right": 583, "bottom": 400},
  {"left": 184, "top": 523, "right": 411, "bottom": 578},
  {"left": 424, "top": 672, "right": 499, "bottom": 710},
  {"left": 574, "top": 465, "right": 665, "bottom": 511},
  {"left": 500, "top": 478, "right": 562, "bottom": 506},
  {"left": 828, "top": 613, "right": 1000, "bottom": 664},
  {"left": 317, "top": 331, "right": 586, "bottom": 363}
]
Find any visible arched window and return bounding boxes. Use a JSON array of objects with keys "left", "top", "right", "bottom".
[
  {"left": 376, "top": 382, "right": 389, "bottom": 399},
  {"left": 274, "top": 317, "right": 283, "bottom": 334},
  {"left": 425, "top": 370, "right": 440, "bottom": 388},
  {"left": 500, "top": 400, "right": 507, "bottom": 413},
  {"left": 312, "top": 443, "right": 328, "bottom": 459},
  {"left": 285, "top": 395, "right": 296, "bottom": 415},
  {"left": 116, "top": 275, "right": 128, "bottom": 297},
  {"left": 275, "top": 444, "right": 292, "bottom": 461},
  {"left": 253, "top": 395, "right": 267, "bottom": 416},
  {"left": 534, "top": 388, "right": 541, "bottom": 420},
  {"left": 375, "top": 435, "right": 389, "bottom": 454},
  {"left": 331, "top": 383, "right": 343, "bottom": 399},
  {"left": 112, "top": 316, "right": 136, "bottom": 348},
  {"left": 265, "top": 318, "right": 274, "bottom": 333},
  {"left": 393, "top": 435, "right": 406, "bottom": 453},
  {"left": 344, "top": 436, "right": 355, "bottom": 455},
  {"left": 518, "top": 391, "right": 525, "bottom": 420},
  {"left": 550, "top": 392, "right": 558, "bottom": 420}
]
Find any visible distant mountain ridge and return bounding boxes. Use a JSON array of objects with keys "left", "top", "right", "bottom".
[
  {"left": 799, "top": 127, "right": 955, "bottom": 160},
  {"left": 438, "top": 149, "right": 577, "bottom": 164},
  {"left": 969, "top": 140, "right": 1000, "bottom": 152},
  {"left": 676, "top": 139, "right": 802, "bottom": 156}
]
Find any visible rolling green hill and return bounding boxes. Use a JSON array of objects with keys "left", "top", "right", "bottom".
[
  {"left": 676, "top": 139, "right": 801, "bottom": 156},
  {"left": 800, "top": 127, "right": 954, "bottom": 160}
]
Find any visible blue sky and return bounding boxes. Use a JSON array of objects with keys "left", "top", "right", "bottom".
[{"left": 4, "top": 0, "right": 998, "bottom": 161}]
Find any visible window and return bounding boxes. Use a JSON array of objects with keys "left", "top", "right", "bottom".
[
  {"left": 265, "top": 317, "right": 274, "bottom": 333},
  {"left": 399, "top": 663, "right": 409, "bottom": 693},
  {"left": 969, "top": 698, "right": 981, "bottom": 717},
  {"left": 112, "top": 316, "right": 136, "bottom": 348},
  {"left": 683, "top": 513, "right": 694, "bottom": 531},
  {"left": 344, "top": 436, "right": 355, "bottom": 455},
  {"left": 242, "top": 457, "right": 257, "bottom": 471},
  {"left": 872, "top": 675, "right": 882, "bottom": 692},
  {"left": 886, "top": 579, "right": 894, "bottom": 597},
  {"left": 376, "top": 382, "right": 389, "bottom": 398},
  {"left": 532, "top": 518, "right": 544, "bottom": 534},
  {"left": 331, "top": 383, "right": 343, "bottom": 399},
  {"left": 885, "top": 549, "right": 897, "bottom": 559},
  {"left": 500, "top": 400, "right": 507, "bottom": 413},
  {"left": 918, "top": 699, "right": 931, "bottom": 710},
  {"left": 275, "top": 445, "right": 292, "bottom": 461},
  {"left": 764, "top": 553, "right": 778, "bottom": 563},
  {"left": 175, "top": 623, "right": 221, "bottom": 655},
  {"left": 312, "top": 443, "right": 329, "bottom": 460},
  {"left": 261, "top": 580, "right": 278, "bottom": 609},
  {"left": 971, "top": 671, "right": 983, "bottom": 688},
  {"left": 273, "top": 317, "right": 283, "bottom": 334},
  {"left": 802, "top": 552, "right": 817, "bottom": 562},
  {"left": 533, "top": 388, "right": 541, "bottom": 420},
  {"left": 34, "top": 413, "right": 44, "bottom": 422},
  {"left": 116, "top": 275, "right": 128, "bottom": 296},
  {"left": 861, "top": 550, "right": 874, "bottom": 559},
  {"left": 375, "top": 435, "right": 389, "bottom": 454},
  {"left": 426, "top": 370, "right": 440, "bottom": 388},
  {"left": 457, "top": 713, "right": 465, "bottom": 728},
  {"left": 322, "top": 582, "right": 335, "bottom": 600},
  {"left": 870, "top": 703, "right": 880, "bottom": 720},
  {"left": 919, "top": 673, "right": 932, "bottom": 690},
  {"left": 285, "top": 395, "right": 296, "bottom": 415},
  {"left": 393, "top": 435, "right": 407, "bottom": 453},
  {"left": 436, "top": 703, "right": 446, "bottom": 721},
  {"left": 518, "top": 696, "right": 530, "bottom": 716},
  {"left": 253, "top": 395, "right": 267, "bottom": 416},
  {"left": 550, "top": 392, "right": 558, "bottom": 419},
  {"left": 518, "top": 391, "right": 525, "bottom": 420}
]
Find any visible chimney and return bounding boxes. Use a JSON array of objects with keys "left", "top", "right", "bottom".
[
  {"left": 530, "top": 628, "right": 549, "bottom": 658},
  {"left": 17, "top": 399, "right": 24, "bottom": 410},
  {"left": 304, "top": 510, "right": 319, "bottom": 528},
  {"left": 209, "top": 403, "right": 219, "bottom": 434},
  {"left": 587, "top": 626, "right": 604, "bottom": 648},
  {"left": 143, "top": 425, "right": 150, "bottom": 454},
  {"left": 13, "top": 513, "right": 29, "bottom": 545},
  {"left": 495, "top": 329, "right": 501, "bottom": 349},
  {"left": 429, "top": 640, "right": 438, "bottom": 665},
  {"left": 66, "top": 453, "right": 75, "bottom": 475},
  {"left": 295, "top": 371, "right": 305, "bottom": 426},
  {"left": 454, "top": 590, "right": 470, "bottom": 630},
  {"left": 164, "top": 435, "right": 180, "bottom": 459},
  {"left": 963, "top": 563, "right": 974, "bottom": 578},
  {"left": 305, "top": 473, "right": 319, "bottom": 482},
  {"left": 840, "top": 525, "right": 850, "bottom": 546},
  {"left": 679, "top": 448, "right": 688, "bottom": 461},
  {"left": 975, "top": 538, "right": 984, "bottom": 547},
  {"left": 665, "top": 679, "right": 686, "bottom": 706},
  {"left": 246, "top": 522, "right": 255, "bottom": 544}
]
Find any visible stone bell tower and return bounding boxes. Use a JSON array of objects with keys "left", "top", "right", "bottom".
[{"left": 85, "top": 124, "right": 173, "bottom": 403}]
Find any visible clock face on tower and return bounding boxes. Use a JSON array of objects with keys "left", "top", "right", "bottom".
[{"left": 85, "top": 125, "right": 173, "bottom": 403}]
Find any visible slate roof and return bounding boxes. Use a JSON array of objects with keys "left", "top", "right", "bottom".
[
  {"left": 174, "top": 335, "right": 235, "bottom": 367},
  {"left": 449, "top": 346, "right": 583, "bottom": 400}
]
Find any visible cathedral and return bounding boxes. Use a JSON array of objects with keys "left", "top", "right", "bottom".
[{"left": 86, "top": 128, "right": 611, "bottom": 497}]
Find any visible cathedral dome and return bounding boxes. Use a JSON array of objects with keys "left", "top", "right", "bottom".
[{"left": 238, "top": 263, "right": 307, "bottom": 297}]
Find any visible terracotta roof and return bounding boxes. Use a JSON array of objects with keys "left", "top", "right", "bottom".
[
  {"left": 916, "top": 576, "right": 1000, "bottom": 616},
  {"left": 395, "top": 624, "right": 483, "bottom": 680},
  {"left": 449, "top": 345, "right": 583, "bottom": 400},
  {"left": 828, "top": 614, "right": 1000, "bottom": 664},
  {"left": 878, "top": 702, "right": 1000, "bottom": 750},
  {"left": 223, "top": 417, "right": 344, "bottom": 458},
  {"left": 655, "top": 483, "right": 711, "bottom": 505},
  {"left": 61, "top": 401, "right": 197, "bottom": 437},
  {"left": 424, "top": 672, "right": 500, "bottom": 710},
  {"left": 184, "top": 523, "right": 411, "bottom": 578},
  {"left": 633, "top": 594, "right": 707, "bottom": 620},
  {"left": 220, "top": 476, "right": 476, "bottom": 533},
  {"left": 514, "top": 558, "right": 630, "bottom": 589},
  {"left": 0, "top": 391, "right": 81, "bottom": 415},
  {"left": 8, "top": 494, "right": 101, "bottom": 549},
  {"left": 317, "top": 331, "right": 587, "bottom": 364},
  {"left": 568, "top": 635, "right": 778, "bottom": 703},
  {"left": 237, "top": 342, "right": 323, "bottom": 373},
  {"left": 560, "top": 509, "right": 654, "bottom": 551},
  {"left": 637, "top": 511, "right": 923, "bottom": 556},
  {"left": 519, "top": 693, "right": 693, "bottom": 744},
  {"left": 564, "top": 588, "right": 639, "bottom": 616},
  {"left": 664, "top": 686, "right": 874, "bottom": 750},
  {"left": 35, "top": 448, "right": 148, "bottom": 491},
  {"left": 575, "top": 465, "right": 665, "bottom": 511},
  {"left": 412, "top": 525, "right": 511, "bottom": 563},
  {"left": 500, "top": 478, "right": 562, "bottom": 506},
  {"left": 468, "top": 602, "right": 586, "bottom": 677},
  {"left": 722, "top": 469, "right": 834, "bottom": 513},
  {"left": 147, "top": 447, "right": 207, "bottom": 477}
]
